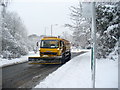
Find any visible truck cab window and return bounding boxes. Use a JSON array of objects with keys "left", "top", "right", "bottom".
[{"left": 60, "top": 41, "right": 65, "bottom": 49}]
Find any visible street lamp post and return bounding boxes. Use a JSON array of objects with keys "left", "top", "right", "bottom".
[
  {"left": 51, "top": 24, "right": 58, "bottom": 36},
  {"left": 51, "top": 25, "right": 52, "bottom": 36},
  {"left": 44, "top": 27, "right": 47, "bottom": 36}
]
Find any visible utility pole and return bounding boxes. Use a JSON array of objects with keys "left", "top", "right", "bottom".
[
  {"left": 44, "top": 27, "right": 46, "bottom": 36},
  {"left": 51, "top": 25, "right": 52, "bottom": 36},
  {"left": 91, "top": 2, "right": 97, "bottom": 88},
  {"left": 50, "top": 24, "right": 58, "bottom": 36},
  {"left": 1, "top": 0, "right": 8, "bottom": 30},
  {"left": 1, "top": 0, "right": 8, "bottom": 18}
]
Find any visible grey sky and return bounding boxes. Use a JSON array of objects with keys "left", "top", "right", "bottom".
[{"left": 8, "top": 0, "right": 79, "bottom": 36}]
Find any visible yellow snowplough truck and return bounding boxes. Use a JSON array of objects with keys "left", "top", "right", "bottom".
[{"left": 28, "top": 37, "right": 71, "bottom": 64}]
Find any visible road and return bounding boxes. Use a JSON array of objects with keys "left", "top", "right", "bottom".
[{"left": 2, "top": 51, "right": 86, "bottom": 89}]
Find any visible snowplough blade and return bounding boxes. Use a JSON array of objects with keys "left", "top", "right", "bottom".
[{"left": 28, "top": 56, "right": 62, "bottom": 64}]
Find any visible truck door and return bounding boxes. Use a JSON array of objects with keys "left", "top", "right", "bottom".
[{"left": 60, "top": 41, "right": 65, "bottom": 53}]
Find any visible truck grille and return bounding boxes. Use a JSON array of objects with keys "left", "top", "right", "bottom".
[{"left": 41, "top": 52, "right": 57, "bottom": 55}]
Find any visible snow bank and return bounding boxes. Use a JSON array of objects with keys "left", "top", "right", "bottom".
[
  {"left": 0, "top": 51, "right": 39, "bottom": 67},
  {"left": 35, "top": 51, "right": 92, "bottom": 88},
  {"left": 71, "top": 48, "right": 91, "bottom": 52},
  {"left": 96, "top": 47, "right": 118, "bottom": 88},
  {"left": 34, "top": 49, "right": 118, "bottom": 88},
  {"left": 96, "top": 58, "right": 118, "bottom": 88}
]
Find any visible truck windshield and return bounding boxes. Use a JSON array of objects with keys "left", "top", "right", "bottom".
[{"left": 40, "top": 40, "right": 59, "bottom": 48}]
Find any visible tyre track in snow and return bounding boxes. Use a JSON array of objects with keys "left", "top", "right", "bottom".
[{"left": 2, "top": 51, "right": 86, "bottom": 89}]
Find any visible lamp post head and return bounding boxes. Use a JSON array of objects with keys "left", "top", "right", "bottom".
[{"left": 1, "top": 3, "right": 5, "bottom": 7}]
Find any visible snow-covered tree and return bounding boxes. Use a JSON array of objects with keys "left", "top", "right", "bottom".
[
  {"left": 96, "top": 2, "right": 120, "bottom": 59},
  {"left": 61, "top": 31, "right": 73, "bottom": 43},
  {"left": 2, "top": 11, "right": 29, "bottom": 59},
  {"left": 66, "top": 2, "right": 91, "bottom": 48},
  {"left": 0, "top": 5, "right": 2, "bottom": 56},
  {"left": 28, "top": 34, "right": 40, "bottom": 51},
  {"left": 68, "top": 2, "right": 119, "bottom": 59}
]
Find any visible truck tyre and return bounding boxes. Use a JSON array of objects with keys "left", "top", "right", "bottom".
[
  {"left": 67, "top": 52, "right": 71, "bottom": 61},
  {"left": 61, "top": 54, "right": 66, "bottom": 64},
  {"left": 68, "top": 52, "right": 71, "bottom": 60}
]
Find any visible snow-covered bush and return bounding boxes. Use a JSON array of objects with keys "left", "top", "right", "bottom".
[{"left": 96, "top": 3, "right": 120, "bottom": 59}]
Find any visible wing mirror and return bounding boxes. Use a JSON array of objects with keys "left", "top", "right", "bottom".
[{"left": 36, "top": 42, "right": 39, "bottom": 46}]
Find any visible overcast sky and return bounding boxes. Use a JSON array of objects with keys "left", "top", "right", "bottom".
[{"left": 8, "top": 0, "right": 79, "bottom": 36}]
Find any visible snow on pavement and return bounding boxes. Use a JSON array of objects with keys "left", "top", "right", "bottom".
[
  {"left": 96, "top": 54, "right": 118, "bottom": 88},
  {"left": 35, "top": 51, "right": 92, "bottom": 88},
  {"left": 0, "top": 51, "right": 39, "bottom": 67},
  {"left": 96, "top": 45, "right": 118, "bottom": 88},
  {"left": 34, "top": 50, "right": 118, "bottom": 88},
  {"left": 71, "top": 48, "right": 90, "bottom": 52}
]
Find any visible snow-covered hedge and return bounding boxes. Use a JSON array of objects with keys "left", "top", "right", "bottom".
[{"left": 96, "top": 3, "right": 120, "bottom": 59}]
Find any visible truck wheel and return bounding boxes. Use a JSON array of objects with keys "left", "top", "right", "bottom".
[
  {"left": 61, "top": 54, "right": 66, "bottom": 64},
  {"left": 67, "top": 52, "right": 71, "bottom": 61}
]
